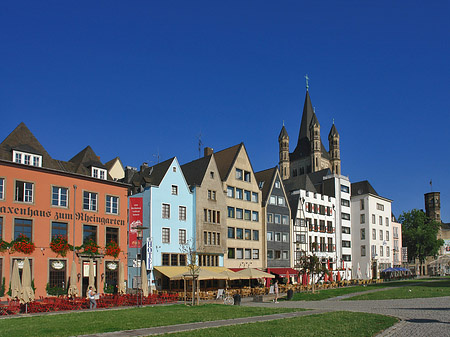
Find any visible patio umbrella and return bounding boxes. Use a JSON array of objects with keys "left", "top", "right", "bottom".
[
  {"left": 141, "top": 260, "right": 149, "bottom": 297},
  {"left": 337, "top": 271, "right": 341, "bottom": 282},
  {"left": 118, "top": 261, "right": 126, "bottom": 295},
  {"left": 324, "top": 273, "right": 328, "bottom": 282},
  {"left": 356, "top": 263, "right": 362, "bottom": 279},
  {"left": 10, "top": 260, "right": 22, "bottom": 299},
  {"left": 88, "top": 259, "right": 96, "bottom": 293},
  {"left": 68, "top": 261, "right": 79, "bottom": 298},
  {"left": 19, "top": 257, "right": 35, "bottom": 304},
  {"left": 235, "top": 268, "right": 274, "bottom": 287},
  {"left": 366, "top": 262, "right": 371, "bottom": 279}
]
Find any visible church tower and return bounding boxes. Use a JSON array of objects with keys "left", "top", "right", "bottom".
[
  {"left": 309, "top": 113, "right": 321, "bottom": 172},
  {"left": 328, "top": 123, "right": 341, "bottom": 175},
  {"left": 278, "top": 125, "right": 290, "bottom": 180},
  {"left": 424, "top": 192, "right": 441, "bottom": 222}
]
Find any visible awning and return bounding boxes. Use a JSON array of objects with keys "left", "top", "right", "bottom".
[
  {"left": 268, "top": 268, "right": 298, "bottom": 277},
  {"left": 154, "top": 266, "right": 232, "bottom": 279}
]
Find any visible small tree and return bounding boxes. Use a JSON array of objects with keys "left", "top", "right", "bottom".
[
  {"left": 296, "top": 245, "right": 329, "bottom": 293},
  {"left": 399, "top": 209, "right": 444, "bottom": 274},
  {"left": 180, "top": 240, "right": 200, "bottom": 305}
]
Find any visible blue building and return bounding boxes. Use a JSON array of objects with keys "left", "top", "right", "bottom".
[{"left": 126, "top": 157, "right": 194, "bottom": 290}]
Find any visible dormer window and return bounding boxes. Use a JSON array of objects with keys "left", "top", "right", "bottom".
[
  {"left": 13, "top": 150, "right": 42, "bottom": 167},
  {"left": 92, "top": 167, "right": 107, "bottom": 180}
]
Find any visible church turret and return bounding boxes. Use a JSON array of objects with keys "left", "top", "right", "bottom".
[
  {"left": 309, "top": 113, "right": 321, "bottom": 172},
  {"left": 328, "top": 122, "right": 341, "bottom": 175},
  {"left": 278, "top": 125, "right": 290, "bottom": 180}
]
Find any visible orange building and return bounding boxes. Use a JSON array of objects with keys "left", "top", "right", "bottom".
[{"left": 0, "top": 123, "right": 129, "bottom": 298}]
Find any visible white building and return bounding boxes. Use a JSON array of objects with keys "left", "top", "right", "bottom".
[{"left": 351, "top": 181, "right": 393, "bottom": 279}]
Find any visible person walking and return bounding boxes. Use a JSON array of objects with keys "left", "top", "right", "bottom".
[
  {"left": 88, "top": 286, "right": 97, "bottom": 309},
  {"left": 274, "top": 280, "right": 279, "bottom": 303}
]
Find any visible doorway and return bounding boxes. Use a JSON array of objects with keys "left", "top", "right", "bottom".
[{"left": 82, "top": 261, "right": 97, "bottom": 296}]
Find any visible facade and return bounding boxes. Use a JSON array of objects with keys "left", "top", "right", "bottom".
[
  {"left": 0, "top": 123, "right": 129, "bottom": 298},
  {"left": 391, "top": 215, "right": 403, "bottom": 267},
  {"left": 181, "top": 148, "right": 227, "bottom": 267},
  {"left": 125, "top": 158, "right": 194, "bottom": 290},
  {"left": 214, "top": 143, "right": 263, "bottom": 269},
  {"left": 255, "top": 167, "right": 291, "bottom": 269},
  {"left": 351, "top": 181, "right": 393, "bottom": 279}
]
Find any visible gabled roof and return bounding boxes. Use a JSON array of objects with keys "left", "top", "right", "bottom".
[
  {"left": 351, "top": 180, "right": 379, "bottom": 196},
  {"left": 213, "top": 143, "right": 243, "bottom": 181},
  {"left": 130, "top": 157, "right": 175, "bottom": 189},
  {"left": 287, "top": 194, "right": 300, "bottom": 219},
  {"left": 181, "top": 155, "right": 212, "bottom": 187},
  {"left": 104, "top": 157, "right": 124, "bottom": 171},
  {"left": 278, "top": 125, "right": 289, "bottom": 141},
  {"left": 69, "top": 146, "right": 106, "bottom": 176},
  {"left": 283, "top": 173, "right": 317, "bottom": 194},
  {"left": 255, "top": 167, "right": 277, "bottom": 205}
]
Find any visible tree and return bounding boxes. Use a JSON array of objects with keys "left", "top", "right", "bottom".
[
  {"left": 399, "top": 209, "right": 443, "bottom": 272},
  {"left": 296, "top": 244, "right": 329, "bottom": 293},
  {"left": 180, "top": 240, "right": 200, "bottom": 305}
]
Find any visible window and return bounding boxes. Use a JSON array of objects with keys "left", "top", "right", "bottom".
[
  {"left": 342, "top": 226, "right": 351, "bottom": 234},
  {"left": 299, "top": 234, "right": 306, "bottom": 243},
  {"left": 227, "top": 207, "right": 235, "bottom": 218},
  {"left": 14, "top": 218, "right": 32, "bottom": 240},
  {"left": 15, "top": 181, "right": 34, "bottom": 203},
  {"left": 52, "top": 187, "right": 68, "bottom": 207},
  {"left": 274, "top": 214, "right": 281, "bottom": 224},
  {"left": 244, "top": 171, "right": 251, "bottom": 182},
  {"left": 343, "top": 255, "right": 352, "bottom": 261},
  {"left": 245, "top": 229, "right": 251, "bottom": 240},
  {"left": 244, "top": 210, "right": 251, "bottom": 221},
  {"left": 252, "top": 211, "right": 259, "bottom": 222},
  {"left": 267, "top": 213, "right": 273, "bottom": 223},
  {"left": 179, "top": 229, "right": 186, "bottom": 244},
  {"left": 267, "top": 231, "right": 273, "bottom": 241},
  {"left": 245, "top": 249, "right": 251, "bottom": 259},
  {"left": 372, "top": 229, "right": 376, "bottom": 240},
  {"left": 228, "top": 227, "right": 235, "bottom": 239},
  {"left": 106, "top": 227, "right": 119, "bottom": 243},
  {"left": 341, "top": 213, "right": 350, "bottom": 220},
  {"left": 235, "top": 168, "right": 243, "bottom": 180},
  {"left": 282, "top": 233, "right": 288, "bottom": 242},
  {"left": 275, "top": 181, "right": 280, "bottom": 188},
  {"left": 282, "top": 215, "right": 288, "bottom": 225},
  {"left": 387, "top": 246, "right": 390, "bottom": 257},
  {"left": 340, "top": 185, "right": 349, "bottom": 193},
  {"left": 236, "top": 228, "right": 243, "bottom": 240},
  {"left": 379, "top": 216, "right": 383, "bottom": 226},
  {"left": 269, "top": 196, "right": 276, "bottom": 205},
  {"left": 253, "top": 230, "right": 259, "bottom": 241},
  {"left": 210, "top": 171, "right": 214, "bottom": 179},
  {"left": 372, "top": 214, "right": 376, "bottom": 224},
  {"left": 386, "top": 231, "right": 390, "bottom": 241},
  {"left": 236, "top": 208, "right": 243, "bottom": 219},
  {"left": 83, "top": 191, "right": 97, "bottom": 211},
  {"left": 171, "top": 254, "right": 178, "bottom": 266},
  {"left": 13, "top": 150, "right": 42, "bottom": 167},
  {"left": 207, "top": 190, "right": 216, "bottom": 200},
  {"left": 380, "top": 246, "right": 384, "bottom": 257},
  {"left": 227, "top": 186, "right": 235, "bottom": 198},
  {"left": 83, "top": 225, "right": 97, "bottom": 244},
  {"left": 171, "top": 185, "right": 178, "bottom": 195},
  {"left": 228, "top": 248, "right": 235, "bottom": 259},
  {"left": 360, "top": 214, "right": 365, "bottom": 224},
  {"left": 275, "top": 232, "right": 281, "bottom": 241},
  {"left": 235, "top": 188, "right": 243, "bottom": 199},
  {"left": 278, "top": 196, "right": 285, "bottom": 206},
  {"left": 361, "top": 245, "right": 366, "bottom": 257},
  {"left": 371, "top": 245, "right": 376, "bottom": 257},
  {"left": 49, "top": 260, "right": 66, "bottom": 289},
  {"left": 386, "top": 217, "right": 389, "bottom": 227},
  {"left": 236, "top": 248, "right": 243, "bottom": 259},
  {"left": 379, "top": 230, "right": 383, "bottom": 240},
  {"left": 179, "top": 206, "right": 187, "bottom": 221},
  {"left": 342, "top": 240, "right": 351, "bottom": 248},
  {"left": 251, "top": 192, "right": 258, "bottom": 202},
  {"left": 282, "top": 251, "right": 289, "bottom": 260},
  {"left": 51, "top": 222, "right": 67, "bottom": 239},
  {"left": 162, "top": 254, "right": 170, "bottom": 265},
  {"left": 172, "top": 166, "right": 177, "bottom": 172},
  {"left": 341, "top": 199, "right": 350, "bottom": 207},
  {"left": 267, "top": 250, "right": 274, "bottom": 259},
  {"left": 92, "top": 167, "right": 107, "bottom": 180},
  {"left": 275, "top": 250, "right": 281, "bottom": 259},
  {"left": 244, "top": 190, "right": 251, "bottom": 201},
  {"left": 376, "top": 203, "right": 384, "bottom": 211},
  {"left": 253, "top": 249, "right": 259, "bottom": 259},
  {"left": 106, "top": 196, "right": 119, "bottom": 214},
  {"left": 360, "top": 228, "right": 365, "bottom": 240},
  {"left": 162, "top": 204, "right": 170, "bottom": 219},
  {"left": 162, "top": 228, "right": 170, "bottom": 243},
  {"left": 360, "top": 199, "right": 365, "bottom": 210}
]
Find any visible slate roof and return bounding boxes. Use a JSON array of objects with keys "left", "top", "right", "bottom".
[
  {"left": 69, "top": 146, "right": 106, "bottom": 176},
  {"left": 328, "top": 123, "right": 339, "bottom": 138},
  {"left": 283, "top": 173, "right": 317, "bottom": 194},
  {"left": 255, "top": 167, "right": 277, "bottom": 206},
  {"left": 287, "top": 194, "right": 300, "bottom": 219},
  {"left": 181, "top": 155, "right": 212, "bottom": 187},
  {"left": 213, "top": 143, "right": 243, "bottom": 181},
  {"left": 278, "top": 125, "right": 289, "bottom": 141},
  {"left": 351, "top": 180, "right": 379, "bottom": 196},
  {"left": 129, "top": 157, "right": 175, "bottom": 189}
]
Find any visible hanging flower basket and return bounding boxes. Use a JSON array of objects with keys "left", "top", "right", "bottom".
[
  {"left": 105, "top": 241, "right": 121, "bottom": 259},
  {"left": 82, "top": 239, "right": 100, "bottom": 255},
  {"left": 50, "top": 235, "right": 71, "bottom": 257},
  {"left": 11, "top": 234, "right": 35, "bottom": 254}
]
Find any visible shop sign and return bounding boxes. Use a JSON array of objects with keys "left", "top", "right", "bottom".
[
  {"left": 51, "top": 260, "right": 65, "bottom": 270},
  {"left": 106, "top": 262, "right": 118, "bottom": 270}
]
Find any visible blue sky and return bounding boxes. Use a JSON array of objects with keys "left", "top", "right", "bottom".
[{"left": 1, "top": 1, "right": 449, "bottom": 220}]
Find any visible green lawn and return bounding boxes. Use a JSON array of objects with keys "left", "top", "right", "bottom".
[
  {"left": 289, "top": 284, "right": 386, "bottom": 301},
  {"left": 347, "top": 278, "right": 450, "bottom": 301},
  {"left": 0, "top": 304, "right": 303, "bottom": 337},
  {"left": 169, "top": 311, "right": 398, "bottom": 337}
]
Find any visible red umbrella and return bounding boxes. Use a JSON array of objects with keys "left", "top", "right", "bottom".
[
  {"left": 266, "top": 268, "right": 271, "bottom": 287},
  {"left": 337, "top": 271, "right": 341, "bottom": 282},
  {"left": 286, "top": 270, "right": 290, "bottom": 284}
]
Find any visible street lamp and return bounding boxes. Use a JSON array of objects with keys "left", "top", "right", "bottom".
[{"left": 134, "top": 225, "right": 148, "bottom": 306}]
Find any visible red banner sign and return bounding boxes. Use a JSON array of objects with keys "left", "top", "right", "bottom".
[{"left": 129, "top": 197, "right": 143, "bottom": 248}]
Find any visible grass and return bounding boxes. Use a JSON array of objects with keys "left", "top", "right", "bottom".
[
  {"left": 289, "top": 284, "right": 386, "bottom": 301},
  {"left": 347, "top": 278, "right": 450, "bottom": 301},
  {"left": 169, "top": 311, "right": 398, "bottom": 337},
  {"left": 0, "top": 304, "right": 304, "bottom": 337}
]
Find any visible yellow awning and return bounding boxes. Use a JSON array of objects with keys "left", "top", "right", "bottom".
[{"left": 154, "top": 266, "right": 234, "bottom": 279}]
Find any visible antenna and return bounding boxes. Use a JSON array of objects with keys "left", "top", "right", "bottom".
[
  {"left": 197, "top": 132, "right": 203, "bottom": 158},
  {"left": 152, "top": 149, "right": 160, "bottom": 164}
]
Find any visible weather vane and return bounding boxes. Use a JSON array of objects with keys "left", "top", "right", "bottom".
[{"left": 304, "top": 74, "right": 309, "bottom": 90}]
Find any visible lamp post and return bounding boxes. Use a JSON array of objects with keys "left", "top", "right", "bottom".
[{"left": 134, "top": 225, "right": 147, "bottom": 306}]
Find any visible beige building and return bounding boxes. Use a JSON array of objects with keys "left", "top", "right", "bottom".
[
  {"left": 214, "top": 143, "right": 263, "bottom": 269},
  {"left": 181, "top": 149, "right": 227, "bottom": 266},
  {"left": 391, "top": 216, "right": 403, "bottom": 267}
]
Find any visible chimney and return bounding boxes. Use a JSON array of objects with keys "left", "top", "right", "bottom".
[
  {"left": 204, "top": 147, "right": 214, "bottom": 157},
  {"left": 140, "top": 162, "right": 148, "bottom": 171}
]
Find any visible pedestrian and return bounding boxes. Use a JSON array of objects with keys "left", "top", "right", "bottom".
[
  {"left": 88, "top": 286, "right": 97, "bottom": 309},
  {"left": 274, "top": 280, "right": 279, "bottom": 303}
]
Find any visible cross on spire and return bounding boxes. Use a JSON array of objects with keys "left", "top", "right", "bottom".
[{"left": 304, "top": 74, "right": 310, "bottom": 90}]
